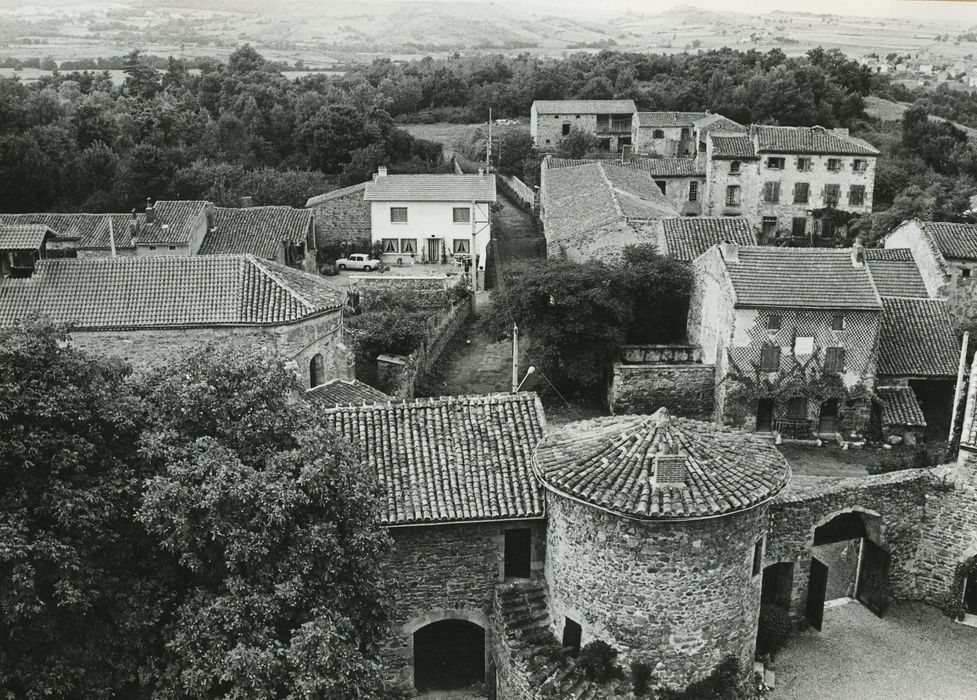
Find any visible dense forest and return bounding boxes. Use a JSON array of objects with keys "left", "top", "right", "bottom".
[{"left": 0, "top": 44, "right": 975, "bottom": 233}]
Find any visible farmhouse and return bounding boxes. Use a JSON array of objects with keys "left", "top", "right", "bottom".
[
  {"left": 0, "top": 254, "right": 352, "bottom": 389},
  {"left": 530, "top": 99, "right": 637, "bottom": 153}
]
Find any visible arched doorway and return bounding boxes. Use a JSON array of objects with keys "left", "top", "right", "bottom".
[
  {"left": 413, "top": 619, "right": 485, "bottom": 691},
  {"left": 805, "top": 509, "right": 889, "bottom": 630},
  {"left": 309, "top": 353, "right": 324, "bottom": 388}
]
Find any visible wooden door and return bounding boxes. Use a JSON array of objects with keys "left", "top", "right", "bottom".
[
  {"left": 427, "top": 238, "right": 440, "bottom": 263},
  {"left": 818, "top": 398, "right": 839, "bottom": 434},
  {"left": 756, "top": 399, "right": 774, "bottom": 432},
  {"left": 805, "top": 557, "right": 828, "bottom": 631},
  {"left": 856, "top": 539, "right": 891, "bottom": 617}
]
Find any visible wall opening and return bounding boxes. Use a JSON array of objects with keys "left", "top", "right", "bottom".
[
  {"left": 756, "top": 398, "right": 774, "bottom": 432},
  {"left": 761, "top": 562, "right": 794, "bottom": 610},
  {"left": 413, "top": 620, "right": 485, "bottom": 691},
  {"left": 309, "top": 353, "right": 325, "bottom": 388},
  {"left": 965, "top": 570, "right": 977, "bottom": 615},
  {"left": 818, "top": 398, "right": 839, "bottom": 434},
  {"left": 562, "top": 617, "right": 582, "bottom": 657},
  {"left": 504, "top": 528, "right": 532, "bottom": 579}
]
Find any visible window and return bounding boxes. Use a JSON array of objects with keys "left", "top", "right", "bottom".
[
  {"left": 849, "top": 185, "right": 866, "bottom": 206},
  {"left": 730, "top": 160, "right": 741, "bottom": 174},
  {"left": 792, "top": 217, "right": 807, "bottom": 237},
  {"left": 309, "top": 354, "right": 324, "bottom": 388},
  {"left": 963, "top": 269, "right": 972, "bottom": 278},
  {"left": 831, "top": 314, "right": 845, "bottom": 331},
  {"left": 752, "top": 538, "right": 765, "bottom": 577},
  {"left": 824, "top": 346, "right": 846, "bottom": 373},
  {"left": 760, "top": 344, "right": 781, "bottom": 372},
  {"left": 794, "top": 182, "right": 810, "bottom": 204},
  {"left": 766, "top": 156, "right": 785, "bottom": 170},
  {"left": 688, "top": 181, "right": 699, "bottom": 202},
  {"left": 767, "top": 314, "right": 781, "bottom": 331},
  {"left": 562, "top": 618, "right": 582, "bottom": 657},
  {"left": 726, "top": 185, "right": 741, "bottom": 207},
  {"left": 787, "top": 397, "right": 807, "bottom": 419},
  {"left": 562, "top": 123, "right": 571, "bottom": 136},
  {"left": 545, "top": 139, "right": 551, "bottom": 145},
  {"left": 390, "top": 206, "right": 408, "bottom": 223},
  {"left": 794, "top": 336, "right": 815, "bottom": 355},
  {"left": 853, "top": 159, "right": 868, "bottom": 172},
  {"left": 452, "top": 207, "right": 470, "bottom": 223},
  {"left": 400, "top": 238, "right": 417, "bottom": 255},
  {"left": 148, "top": 246, "right": 157, "bottom": 251},
  {"left": 381, "top": 238, "right": 399, "bottom": 253},
  {"left": 168, "top": 245, "right": 176, "bottom": 251},
  {"left": 763, "top": 181, "right": 781, "bottom": 203},
  {"left": 652, "top": 129, "right": 665, "bottom": 138},
  {"left": 823, "top": 184, "right": 840, "bottom": 206},
  {"left": 575, "top": 114, "right": 580, "bottom": 119},
  {"left": 453, "top": 238, "right": 470, "bottom": 254},
  {"left": 503, "top": 528, "right": 532, "bottom": 579},
  {"left": 827, "top": 158, "right": 841, "bottom": 171},
  {"left": 655, "top": 180, "right": 667, "bottom": 195},
  {"left": 797, "top": 157, "right": 812, "bottom": 171}
]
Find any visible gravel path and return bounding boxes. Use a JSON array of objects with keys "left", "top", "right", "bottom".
[{"left": 772, "top": 602, "right": 977, "bottom": 700}]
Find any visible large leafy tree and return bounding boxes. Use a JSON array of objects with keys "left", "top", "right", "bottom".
[
  {"left": 137, "top": 343, "right": 397, "bottom": 699},
  {"left": 0, "top": 321, "right": 168, "bottom": 698}
]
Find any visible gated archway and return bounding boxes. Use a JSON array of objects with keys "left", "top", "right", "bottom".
[
  {"left": 412, "top": 619, "right": 485, "bottom": 691},
  {"left": 805, "top": 508, "right": 889, "bottom": 630}
]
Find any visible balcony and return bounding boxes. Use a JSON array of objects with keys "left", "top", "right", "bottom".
[{"left": 596, "top": 116, "right": 633, "bottom": 134}]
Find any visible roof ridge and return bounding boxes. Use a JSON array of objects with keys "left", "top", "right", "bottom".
[
  {"left": 597, "top": 164, "right": 625, "bottom": 218},
  {"left": 245, "top": 255, "right": 316, "bottom": 313}
]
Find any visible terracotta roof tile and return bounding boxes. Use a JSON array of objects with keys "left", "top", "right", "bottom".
[
  {"left": 549, "top": 156, "right": 705, "bottom": 177},
  {"left": 919, "top": 221, "right": 977, "bottom": 261},
  {"left": 661, "top": 217, "right": 755, "bottom": 261},
  {"left": 636, "top": 111, "right": 710, "bottom": 127},
  {"left": 199, "top": 206, "right": 312, "bottom": 260},
  {"left": 753, "top": 125, "right": 879, "bottom": 155},
  {"left": 138, "top": 201, "right": 209, "bottom": 244},
  {"left": 364, "top": 174, "right": 496, "bottom": 202},
  {"left": 0, "top": 213, "right": 137, "bottom": 250},
  {"left": 304, "top": 379, "right": 390, "bottom": 407},
  {"left": 0, "top": 224, "right": 50, "bottom": 250},
  {"left": 533, "top": 99, "right": 636, "bottom": 114},
  {"left": 305, "top": 182, "right": 368, "bottom": 208},
  {"left": 876, "top": 386, "right": 927, "bottom": 427},
  {"left": 0, "top": 255, "right": 343, "bottom": 330},
  {"left": 534, "top": 408, "right": 790, "bottom": 519},
  {"left": 862, "top": 248, "right": 929, "bottom": 298},
  {"left": 711, "top": 134, "right": 757, "bottom": 159},
  {"left": 878, "top": 298, "right": 959, "bottom": 377},
  {"left": 321, "top": 393, "right": 546, "bottom": 525}
]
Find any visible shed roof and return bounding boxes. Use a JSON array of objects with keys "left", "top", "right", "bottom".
[
  {"left": 304, "top": 379, "right": 390, "bottom": 408},
  {"left": 876, "top": 386, "right": 927, "bottom": 427},
  {"left": 320, "top": 393, "right": 546, "bottom": 525},
  {"left": 199, "top": 206, "right": 311, "bottom": 259},
  {"left": 0, "top": 255, "right": 344, "bottom": 330},
  {"left": 0, "top": 224, "right": 51, "bottom": 250},
  {"left": 534, "top": 408, "right": 791, "bottom": 520},
  {"left": 878, "top": 297, "right": 959, "bottom": 377},
  {"left": 364, "top": 174, "right": 496, "bottom": 203},
  {"left": 533, "top": 99, "right": 637, "bottom": 115},
  {"left": 862, "top": 248, "right": 929, "bottom": 298},
  {"left": 661, "top": 217, "right": 755, "bottom": 262}
]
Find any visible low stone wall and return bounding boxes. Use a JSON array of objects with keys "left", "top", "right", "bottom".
[
  {"left": 608, "top": 362, "right": 715, "bottom": 418},
  {"left": 620, "top": 344, "right": 701, "bottom": 364},
  {"left": 349, "top": 274, "right": 460, "bottom": 302},
  {"left": 499, "top": 175, "right": 537, "bottom": 213}
]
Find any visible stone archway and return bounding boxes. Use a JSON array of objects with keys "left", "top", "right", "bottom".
[{"left": 403, "top": 609, "right": 490, "bottom": 691}]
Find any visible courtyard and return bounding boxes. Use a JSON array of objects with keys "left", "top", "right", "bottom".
[
  {"left": 776, "top": 443, "right": 879, "bottom": 477},
  {"left": 772, "top": 602, "right": 977, "bottom": 700}
]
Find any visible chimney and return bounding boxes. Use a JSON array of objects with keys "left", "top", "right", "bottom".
[
  {"left": 620, "top": 144, "right": 632, "bottom": 164},
  {"left": 377, "top": 166, "right": 388, "bottom": 178},
  {"left": 145, "top": 197, "right": 155, "bottom": 224},
  {"left": 241, "top": 195, "right": 253, "bottom": 208},
  {"left": 851, "top": 239, "right": 865, "bottom": 268},
  {"left": 129, "top": 209, "right": 139, "bottom": 245},
  {"left": 719, "top": 239, "right": 740, "bottom": 263},
  {"left": 478, "top": 168, "right": 485, "bottom": 178}
]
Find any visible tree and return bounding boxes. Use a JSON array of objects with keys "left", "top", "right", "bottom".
[
  {"left": 557, "top": 126, "right": 600, "bottom": 159},
  {"left": 122, "top": 50, "right": 159, "bottom": 100},
  {"left": 0, "top": 321, "right": 166, "bottom": 699},
  {"left": 618, "top": 244, "right": 693, "bottom": 344},
  {"left": 137, "top": 343, "right": 397, "bottom": 698}
]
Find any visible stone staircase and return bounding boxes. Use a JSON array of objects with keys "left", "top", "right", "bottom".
[{"left": 495, "top": 581, "right": 611, "bottom": 700}]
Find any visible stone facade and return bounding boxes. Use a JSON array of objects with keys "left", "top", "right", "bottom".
[
  {"left": 545, "top": 494, "right": 767, "bottom": 689},
  {"left": 531, "top": 101, "right": 636, "bottom": 153},
  {"left": 607, "top": 345, "right": 715, "bottom": 418},
  {"left": 384, "top": 520, "right": 546, "bottom": 687}
]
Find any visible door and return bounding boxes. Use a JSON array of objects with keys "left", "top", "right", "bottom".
[
  {"left": 818, "top": 398, "right": 839, "bottom": 434},
  {"left": 756, "top": 399, "right": 774, "bottom": 432},
  {"left": 761, "top": 217, "right": 777, "bottom": 244},
  {"left": 856, "top": 539, "right": 891, "bottom": 617},
  {"left": 504, "top": 528, "right": 532, "bottom": 579},
  {"left": 426, "top": 238, "right": 440, "bottom": 263},
  {"left": 805, "top": 557, "right": 829, "bottom": 631}
]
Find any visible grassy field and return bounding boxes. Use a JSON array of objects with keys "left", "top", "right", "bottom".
[{"left": 397, "top": 122, "right": 530, "bottom": 152}]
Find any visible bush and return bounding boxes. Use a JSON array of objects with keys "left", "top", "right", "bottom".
[
  {"left": 657, "top": 657, "right": 745, "bottom": 700},
  {"left": 755, "top": 603, "right": 792, "bottom": 657},
  {"left": 575, "top": 640, "right": 618, "bottom": 683},
  {"left": 868, "top": 440, "right": 949, "bottom": 475},
  {"left": 631, "top": 660, "right": 652, "bottom": 696}
]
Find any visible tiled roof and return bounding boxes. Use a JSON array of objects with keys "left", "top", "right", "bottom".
[
  {"left": 862, "top": 248, "right": 929, "bottom": 298},
  {"left": 364, "top": 174, "right": 496, "bottom": 203},
  {"left": 534, "top": 408, "right": 790, "bottom": 520},
  {"left": 661, "top": 217, "right": 756, "bottom": 262},
  {"left": 636, "top": 111, "right": 709, "bottom": 127},
  {"left": 305, "top": 182, "right": 369, "bottom": 208},
  {"left": 0, "top": 224, "right": 51, "bottom": 250},
  {"left": 719, "top": 247, "right": 882, "bottom": 310},
  {"left": 753, "top": 125, "right": 880, "bottom": 156},
  {"left": 320, "top": 393, "right": 546, "bottom": 525},
  {"left": 548, "top": 157, "right": 705, "bottom": 177},
  {"left": 919, "top": 221, "right": 977, "bottom": 261},
  {"left": 695, "top": 114, "right": 744, "bottom": 134},
  {"left": 0, "top": 213, "right": 137, "bottom": 250},
  {"left": 533, "top": 99, "right": 636, "bottom": 115},
  {"left": 199, "top": 206, "right": 312, "bottom": 259},
  {"left": 876, "top": 386, "right": 927, "bottom": 427},
  {"left": 304, "top": 379, "right": 390, "bottom": 407},
  {"left": 710, "top": 134, "right": 757, "bottom": 159},
  {"left": 878, "top": 297, "right": 959, "bottom": 377},
  {"left": 138, "top": 201, "right": 209, "bottom": 244},
  {"left": 0, "top": 255, "right": 344, "bottom": 330}
]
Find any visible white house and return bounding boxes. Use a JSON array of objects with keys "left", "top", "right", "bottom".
[{"left": 363, "top": 168, "right": 496, "bottom": 285}]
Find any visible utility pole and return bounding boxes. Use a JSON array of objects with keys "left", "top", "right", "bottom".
[
  {"left": 949, "top": 331, "right": 970, "bottom": 443},
  {"left": 486, "top": 108, "right": 492, "bottom": 171},
  {"left": 511, "top": 323, "right": 519, "bottom": 393},
  {"left": 470, "top": 198, "right": 478, "bottom": 292}
]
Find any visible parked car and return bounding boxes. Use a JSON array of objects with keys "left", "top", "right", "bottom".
[
  {"left": 335, "top": 254, "right": 383, "bottom": 272},
  {"left": 494, "top": 118, "right": 519, "bottom": 125}
]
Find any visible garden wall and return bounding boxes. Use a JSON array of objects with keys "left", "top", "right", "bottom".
[
  {"left": 499, "top": 175, "right": 537, "bottom": 213},
  {"left": 606, "top": 344, "right": 715, "bottom": 418}
]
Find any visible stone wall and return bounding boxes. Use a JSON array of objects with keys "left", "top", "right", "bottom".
[
  {"left": 608, "top": 362, "right": 715, "bottom": 418},
  {"left": 499, "top": 175, "right": 537, "bottom": 213},
  {"left": 544, "top": 494, "right": 767, "bottom": 690},
  {"left": 384, "top": 520, "right": 546, "bottom": 688}
]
